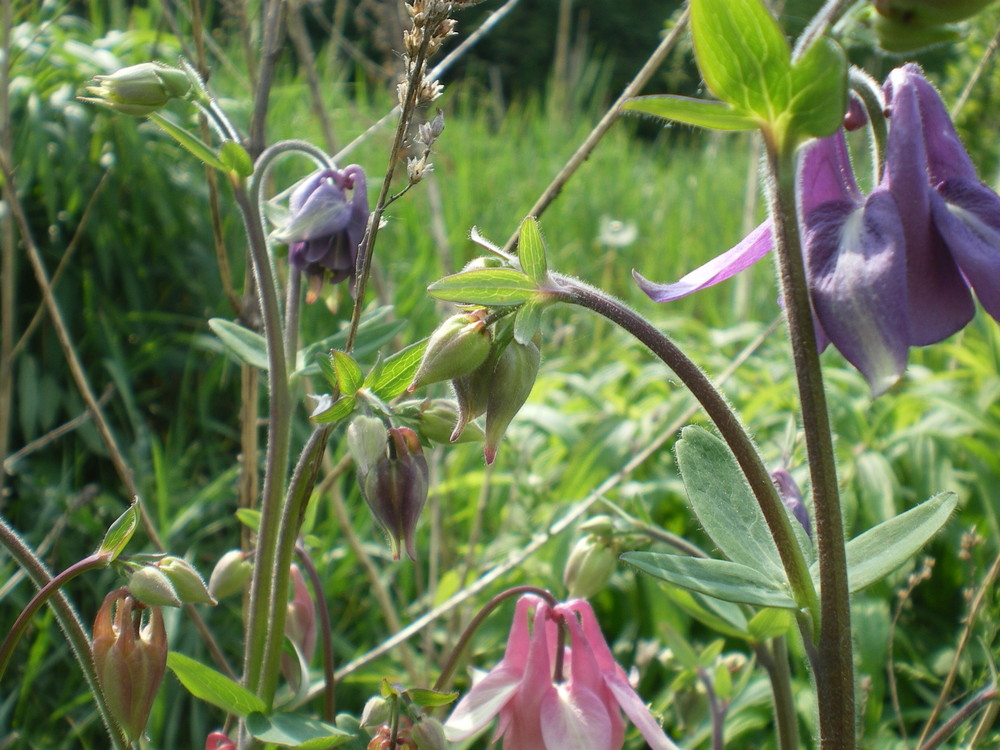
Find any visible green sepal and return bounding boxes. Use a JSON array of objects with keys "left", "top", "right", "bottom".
[
  {"left": 623, "top": 551, "right": 798, "bottom": 609},
  {"left": 428, "top": 268, "right": 537, "bottom": 306},
  {"left": 624, "top": 96, "right": 757, "bottom": 130}
]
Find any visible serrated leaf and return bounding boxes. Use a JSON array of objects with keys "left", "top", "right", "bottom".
[
  {"left": 310, "top": 395, "right": 357, "bottom": 424},
  {"left": 513, "top": 298, "right": 545, "bottom": 345},
  {"left": 517, "top": 217, "right": 547, "bottom": 283},
  {"left": 624, "top": 96, "right": 757, "bottom": 130},
  {"left": 209, "top": 318, "right": 268, "bottom": 370},
  {"left": 365, "top": 340, "right": 429, "bottom": 401},
  {"left": 246, "top": 711, "right": 352, "bottom": 748},
  {"left": 690, "top": 0, "right": 791, "bottom": 122},
  {"left": 167, "top": 652, "right": 265, "bottom": 717},
  {"left": 428, "top": 268, "right": 537, "bottom": 306},
  {"left": 97, "top": 503, "right": 139, "bottom": 561},
  {"left": 624, "top": 551, "right": 798, "bottom": 608},
  {"left": 219, "top": 140, "right": 253, "bottom": 178},
  {"left": 332, "top": 350, "right": 363, "bottom": 394},
  {"left": 747, "top": 608, "right": 793, "bottom": 640},
  {"left": 404, "top": 688, "right": 459, "bottom": 708},
  {"left": 149, "top": 112, "right": 227, "bottom": 171},
  {"left": 813, "top": 492, "right": 958, "bottom": 593},
  {"left": 676, "top": 425, "right": 785, "bottom": 581},
  {"left": 788, "top": 36, "right": 848, "bottom": 138}
]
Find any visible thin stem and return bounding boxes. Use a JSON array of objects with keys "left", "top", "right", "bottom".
[
  {"left": 295, "top": 544, "right": 336, "bottom": 721},
  {"left": 560, "top": 277, "right": 819, "bottom": 621},
  {"left": 232, "top": 181, "right": 292, "bottom": 703},
  {"left": 697, "top": 667, "right": 726, "bottom": 750},
  {"left": 764, "top": 139, "right": 853, "bottom": 748},
  {"left": 791, "top": 0, "right": 853, "bottom": 61},
  {"left": 759, "top": 636, "right": 800, "bottom": 750},
  {"left": 248, "top": 0, "right": 285, "bottom": 158},
  {"left": 0, "top": 518, "right": 129, "bottom": 749},
  {"left": 432, "top": 585, "right": 557, "bottom": 692},
  {"left": 0, "top": 553, "right": 106, "bottom": 680},
  {"left": 501, "top": 7, "right": 689, "bottom": 254},
  {"left": 918, "top": 684, "right": 998, "bottom": 750}
]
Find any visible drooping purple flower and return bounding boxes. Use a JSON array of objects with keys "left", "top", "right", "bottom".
[
  {"left": 272, "top": 165, "right": 369, "bottom": 302},
  {"left": 634, "top": 64, "right": 1000, "bottom": 396}
]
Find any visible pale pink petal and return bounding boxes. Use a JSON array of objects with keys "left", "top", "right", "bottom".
[
  {"left": 633, "top": 220, "right": 773, "bottom": 302},
  {"left": 501, "top": 603, "right": 555, "bottom": 748},
  {"left": 444, "top": 667, "right": 522, "bottom": 741},
  {"left": 540, "top": 684, "right": 614, "bottom": 750},
  {"left": 604, "top": 675, "right": 682, "bottom": 750}
]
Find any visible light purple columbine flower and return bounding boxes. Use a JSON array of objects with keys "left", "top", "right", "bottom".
[
  {"left": 634, "top": 64, "right": 1000, "bottom": 397},
  {"left": 272, "top": 165, "right": 369, "bottom": 303},
  {"left": 444, "top": 595, "right": 680, "bottom": 750}
]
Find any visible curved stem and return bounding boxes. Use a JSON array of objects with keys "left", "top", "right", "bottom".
[
  {"left": 764, "top": 139, "right": 853, "bottom": 748},
  {"left": 432, "top": 585, "right": 557, "bottom": 692},
  {"left": 559, "top": 276, "right": 818, "bottom": 622},
  {"left": 295, "top": 544, "right": 336, "bottom": 721}
]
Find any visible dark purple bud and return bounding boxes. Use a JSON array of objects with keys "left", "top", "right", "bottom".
[
  {"left": 772, "top": 468, "right": 811, "bottom": 537},
  {"left": 843, "top": 93, "right": 868, "bottom": 131}
]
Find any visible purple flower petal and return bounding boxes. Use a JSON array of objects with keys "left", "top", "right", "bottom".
[
  {"left": 633, "top": 220, "right": 773, "bottom": 302},
  {"left": 805, "top": 191, "right": 909, "bottom": 396},
  {"left": 798, "top": 132, "right": 862, "bottom": 216}
]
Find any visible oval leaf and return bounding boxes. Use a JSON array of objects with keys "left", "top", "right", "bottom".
[
  {"left": 517, "top": 217, "right": 547, "bottom": 283},
  {"left": 97, "top": 503, "right": 140, "bottom": 561},
  {"left": 813, "top": 492, "right": 958, "bottom": 593},
  {"left": 788, "top": 36, "right": 848, "bottom": 138},
  {"left": 513, "top": 298, "right": 545, "bottom": 345},
  {"left": 624, "top": 96, "right": 757, "bottom": 131},
  {"left": 167, "top": 652, "right": 265, "bottom": 717},
  {"left": 365, "top": 339, "right": 429, "bottom": 401},
  {"left": 246, "top": 712, "right": 352, "bottom": 748},
  {"left": 428, "top": 268, "right": 537, "bottom": 306},
  {"left": 209, "top": 318, "right": 268, "bottom": 371},
  {"left": 332, "top": 350, "right": 363, "bottom": 394},
  {"left": 623, "top": 551, "right": 798, "bottom": 609}
]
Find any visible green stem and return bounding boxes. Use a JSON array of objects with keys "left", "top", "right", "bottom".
[
  {"left": 232, "top": 182, "right": 292, "bottom": 705},
  {"left": 560, "top": 277, "right": 819, "bottom": 624},
  {"left": 0, "top": 518, "right": 129, "bottom": 749},
  {"left": 295, "top": 544, "right": 336, "bottom": 721},
  {"left": 758, "top": 636, "right": 799, "bottom": 750},
  {"left": 764, "top": 139, "right": 854, "bottom": 749}
]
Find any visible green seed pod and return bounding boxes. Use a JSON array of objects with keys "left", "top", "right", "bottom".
[
  {"left": 409, "top": 398, "right": 483, "bottom": 444},
  {"left": 408, "top": 313, "right": 493, "bottom": 392},
  {"left": 157, "top": 556, "right": 216, "bottom": 606},
  {"left": 483, "top": 339, "right": 540, "bottom": 464},
  {"left": 127, "top": 565, "right": 182, "bottom": 608},
  {"left": 208, "top": 549, "right": 252, "bottom": 600},
  {"left": 411, "top": 717, "right": 448, "bottom": 750}
]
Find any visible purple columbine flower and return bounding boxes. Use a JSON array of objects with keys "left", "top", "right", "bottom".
[
  {"left": 635, "top": 64, "right": 1000, "bottom": 396},
  {"left": 272, "top": 165, "right": 369, "bottom": 303}
]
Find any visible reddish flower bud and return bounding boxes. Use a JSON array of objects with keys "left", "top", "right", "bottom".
[
  {"left": 281, "top": 565, "right": 317, "bottom": 690},
  {"left": 359, "top": 427, "right": 429, "bottom": 561},
  {"left": 205, "top": 731, "right": 236, "bottom": 750},
  {"left": 92, "top": 589, "right": 167, "bottom": 741}
]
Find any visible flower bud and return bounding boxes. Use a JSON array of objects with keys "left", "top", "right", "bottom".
[
  {"left": 92, "top": 589, "right": 168, "bottom": 741},
  {"left": 157, "top": 556, "right": 216, "bottom": 605},
  {"left": 483, "top": 339, "right": 540, "bottom": 464},
  {"left": 843, "top": 94, "right": 868, "bottom": 132},
  {"left": 872, "top": 0, "right": 996, "bottom": 26},
  {"left": 410, "top": 717, "right": 448, "bottom": 750},
  {"left": 449, "top": 362, "right": 493, "bottom": 442},
  {"left": 563, "top": 534, "right": 618, "bottom": 599},
  {"left": 81, "top": 62, "right": 191, "bottom": 116},
  {"left": 127, "top": 564, "right": 182, "bottom": 608},
  {"left": 360, "top": 427, "right": 429, "bottom": 561},
  {"left": 402, "top": 398, "right": 483, "bottom": 444},
  {"left": 281, "top": 565, "right": 317, "bottom": 690},
  {"left": 772, "top": 468, "right": 811, "bottom": 538},
  {"left": 206, "top": 732, "right": 237, "bottom": 750},
  {"left": 360, "top": 696, "right": 391, "bottom": 728},
  {"left": 348, "top": 415, "right": 389, "bottom": 478},
  {"left": 208, "top": 549, "right": 252, "bottom": 600},
  {"left": 408, "top": 312, "right": 492, "bottom": 392}
]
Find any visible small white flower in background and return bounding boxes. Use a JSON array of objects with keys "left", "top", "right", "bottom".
[{"left": 597, "top": 217, "right": 638, "bottom": 249}]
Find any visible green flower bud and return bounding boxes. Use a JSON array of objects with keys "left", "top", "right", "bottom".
[
  {"left": 449, "top": 362, "right": 493, "bottom": 442},
  {"left": 127, "top": 565, "right": 182, "bottom": 608},
  {"left": 208, "top": 549, "right": 252, "bottom": 600},
  {"left": 157, "top": 556, "right": 216, "bottom": 605},
  {"left": 347, "top": 415, "right": 389, "bottom": 477},
  {"left": 483, "top": 339, "right": 540, "bottom": 464},
  {"left": 402, "top": 398, "right": 484, "bottom": 444},
  {"left": 411, "top": 717, "right": 448, "bottom": 750},
  {"left": 873, "top": 0, "right": 996, "bottom": 26},
  {"left": 563, "top": 534, "right": 618, "bottom": 599},
  {"left": 408, "top": 312, "right": 492, "bottom": 392},
  {"left": 92, "top": 589, "right": 167, "bottom": 741},
  {"left": 81, "top": 62, "right": 191, "bottom": 116},
  {"left": 359, "top": 696, "right": 391, "bottom": 728}
]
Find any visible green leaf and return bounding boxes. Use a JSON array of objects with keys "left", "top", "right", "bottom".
[
  {"left": 513, "top": 298, "right": 545, "bottom": 345},
  {"left": 624, "top": 551, "right": 798, "bottom": 608},
  {"left": 310, "top": 395, "right": 357, "bottom": 424},
  {"left": 404, "top": 688, "right": 459, "bottom": 708},
  {"left": 517, "top": 217, "right": 547, "bottom": 283},
  {"left": 236, "top": 508, "right": 261, "bottom": 533},
  {"left": 97, "top": 503, "right": 139, "bottom": 561},
  {"left": 663, "top": 587, "right": 749, "bottom": 639},
  {"left": 660, "top": 623, "right": 700, "bottom": 670},
  {"left": 149, "top": 112, "right": 227, "bottom": 171},
  {"left": 428, "top": 268, "right": 537, "bottom": 306},
  {"left": 747, "top": 608, "right": 793, "bottom": 640},
  {"left": 246, "top": 712, "right": 352, "bottom": 748},
  {"left": 690, "top": 0, "right": 791, "bottom": 122},
  {"left": 365, "top": 340, "right": 429, "bottom": 401},
  {"left": 219, "top": 141, "right": 254, "bottom": 178},
  {"left": 788, "top": 37, "right": 848, "bottom": 138},
  {"left": 676, "top": 426, "right": 785, "bottom": 581},
  {"left": 814, "top": 492, "right": 958, "bottom": 593},
  {"left": 316, "top": 351, "right": 338, "bottom": 391},
  {"left": 624, "top": 96, "right": 757, "bottom": 130},
  {"left": 332, "top": 350, "right": 364, "bottom": 394},
  {"left": 209, "top": 318, "right": 268, "bottom": 371},
  {"left": 167, "top": 652, "right": 265, "bottom": 717}
]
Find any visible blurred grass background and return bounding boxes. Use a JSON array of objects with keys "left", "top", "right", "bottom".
[{"left": 2, "top": 0, "right": 999, "bottom": 747}]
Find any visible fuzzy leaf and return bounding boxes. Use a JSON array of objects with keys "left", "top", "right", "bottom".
[
  {"left": 332, "top": 350, "right": 364, "bottom": 394},
  {"left": 428, "top": 268, "right": 537, "bottom": 306},
  {"left": 365, "top": 340, "right": 429, "bottom": 401},
  {"left": 788, "top": 36, "right": 848, "bottom": 138},
  {"left": 209, "top": 318, "right": 268, "bottom": 371},
  {"left": 149, "top": 113, "right": 227, "bottom": 171},
  {"left": 219, "top": 141, "right": 254, "bottom": 178},
  {"left": 97, "top": 503, "right": 139, "bottom": 561},
  {"left": 624, "top": 96, "right": 757, "bottom": 130},
  {"left": 517, "top": 217, "right": 547, "bottom": 283}
]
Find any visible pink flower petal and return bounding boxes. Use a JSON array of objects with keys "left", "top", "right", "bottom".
[
  {"left": 443, "top": 667, "right": 522, "bottom": 741},
  {"left": 540, "top": 684, "right": 614, "bottom": 750}
]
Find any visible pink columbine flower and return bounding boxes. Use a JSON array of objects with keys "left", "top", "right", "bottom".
[{"left": 444, "top": 595, "right": 680, "bottom": 750}]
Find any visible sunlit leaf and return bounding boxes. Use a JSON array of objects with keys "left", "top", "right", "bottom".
[
  {"left": 624, "top": 96, "right": 757, "bottom": 130},
  {"left": 428, "top": 268, "right": 537, "bottom": 306},
  {"left": 167, "top": 652, "right": 265, "bottom": 717}
]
